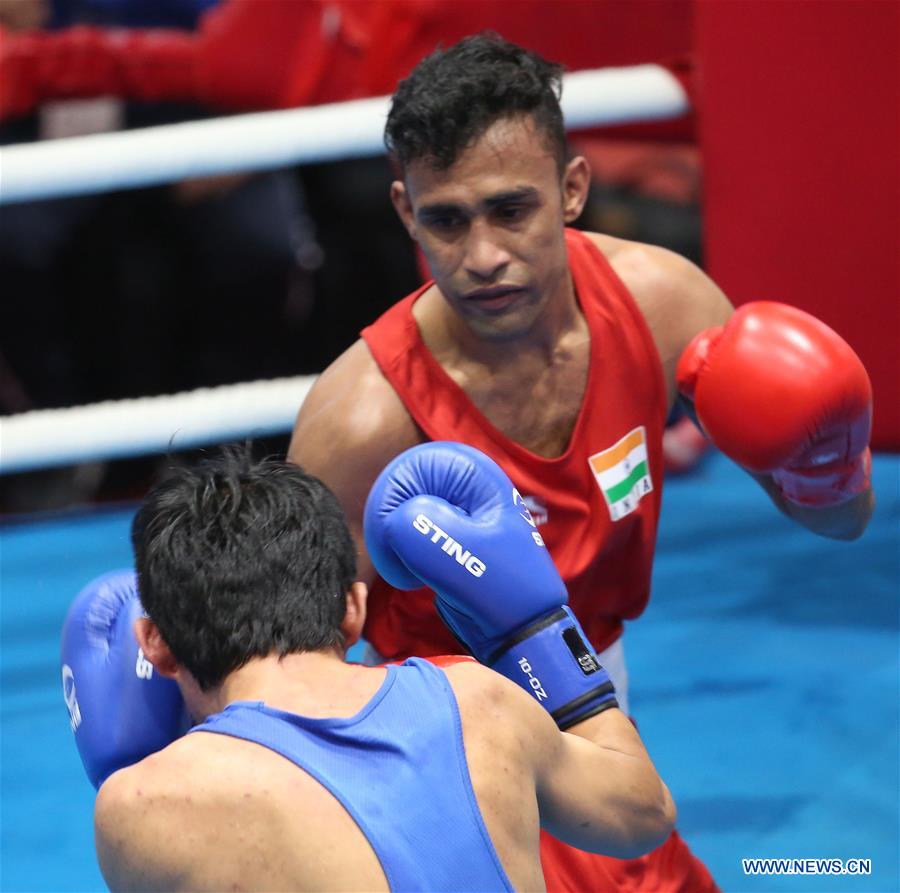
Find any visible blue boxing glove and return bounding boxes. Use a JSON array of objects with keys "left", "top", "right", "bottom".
[
  {"left": 60, "top": 570, "right": 189, "bottom": 788},
  {"left": 364, "top": 442, "right": 617, "bottom": 729}
]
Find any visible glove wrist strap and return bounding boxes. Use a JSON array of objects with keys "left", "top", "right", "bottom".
[{"left": 484, "top": 607, "right": 618, "bottom": 730}]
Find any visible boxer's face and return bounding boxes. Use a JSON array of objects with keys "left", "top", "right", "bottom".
[{"left": 391, "top": 115, "right": 590, "bottom": 341}]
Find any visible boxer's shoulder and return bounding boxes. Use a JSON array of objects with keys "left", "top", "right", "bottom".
[
  {"left": 95, "top": 733, "right": 216, "bottom": 811},
  {"left": 94, "top": 745, "right": 198, "bottom": 890},
  {"left": 582, "top": 231, "right": 733, "bottom": 402},
  {"left": 290, "top": 339, "right": 422, "bottom": 489},
  {"left": 296, "top": 341, "right": 417, "bottom": 442},
  {"left": 95, "top": 733, "right": 305, "bottom": 890},
  {"left": 442, "top": 660, "right": 560, "bottom": 760},
  {"left": 583, "top": 232, "right": 731, "bottom": 326},
  {"left": 97, "top": 731, "right": 302, "bottom": 829}
]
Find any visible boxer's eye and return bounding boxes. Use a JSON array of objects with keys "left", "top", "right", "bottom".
[
  {"left": 419, "top": 204, "right": 467, "bottom": 232},
  {"left": 496, "top": 204, "right": 526, "bottom": 221},
  {"left": 429, "top": 214, "right": 464, "bottom": 231}
]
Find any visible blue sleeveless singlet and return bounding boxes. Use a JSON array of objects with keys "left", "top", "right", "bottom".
[{"left": 191, "top": 657, "right": 515, "bottom": 892}]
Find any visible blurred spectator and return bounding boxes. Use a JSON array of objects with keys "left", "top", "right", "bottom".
[
  {"left": 49, "top": 0, "right": 218, "bottom": 30},
  {"left": 1, "top": 1, "right": 693, "bottom": 120},
  {"left": 0, "top": 0, "right": 50, "bottom": 32},
  {"left": 0, "top": 0, "right": 321, "bottom": 511},
  {"left": 0, "top": 0, "right": 325, "bottom": 411}
]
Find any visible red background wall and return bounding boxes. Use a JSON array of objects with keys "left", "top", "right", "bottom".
[{"left": 694, "top": 0, "right": 899, "bottom": 449}]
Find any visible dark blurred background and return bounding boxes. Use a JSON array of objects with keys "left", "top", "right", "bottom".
[
  {"left": 0, "top": 0, "right": 704, "bottom": 512},
  {"left": 1, "top": 0, "right": 896, "bottom": 514}
]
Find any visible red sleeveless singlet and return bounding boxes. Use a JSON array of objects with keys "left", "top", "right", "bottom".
[{"left": 361, "top": 228, "right": 668, "bottom": 660}]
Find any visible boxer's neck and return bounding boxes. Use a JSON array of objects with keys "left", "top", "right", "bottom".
[{"left": 192, "top": 651, "right": 388, "bottom": 722}]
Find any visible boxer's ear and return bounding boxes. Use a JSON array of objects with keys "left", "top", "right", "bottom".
[
  {"left": 391, "top": 181, "right": 417, "bottom": 239},
  {"left": 562, "top": 155, "right": 591, "bottom": 224},
  {"left": 133, "top": 618, "right": 179, "bottom": 679},
  {"left": 340, "top": 582, "right": 368, "bottom": 650}
]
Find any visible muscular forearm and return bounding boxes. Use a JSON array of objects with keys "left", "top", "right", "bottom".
[
  {"left": 752, "top": 472, "right": 874, "bottom": 540},
  {"left": 567, "top": 708, "right": 650, "bottom": 762},
  {"left": 563, "top": 710, "right": 676, "bottom": 856}
]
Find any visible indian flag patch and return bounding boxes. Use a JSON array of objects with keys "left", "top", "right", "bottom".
[{"left": 589, "top": 426, "right": 653, "bottom": 521}]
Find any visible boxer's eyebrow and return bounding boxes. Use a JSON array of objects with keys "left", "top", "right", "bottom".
[
  {"left": 418, "top": 187, "right": 540, "bottom": 221},
  {"left": 418, "top": 202, "right": 464, "bottom": 221},
  {"left": 483, "top": 187, "right": 540, "bottom": 208}
]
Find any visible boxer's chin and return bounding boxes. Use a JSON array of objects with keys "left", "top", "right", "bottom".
[{"left": 454, "top": 292, "right": 544, "bottom": 343}]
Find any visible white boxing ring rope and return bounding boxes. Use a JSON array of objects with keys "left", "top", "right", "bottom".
[
  {"left": 0, "top": 63, "right": 689, "bottom": 474},
  {"left": 1, "top": 377, "right": 317, "bottom": 475},
  {"left": 0, "top": 65, "right": 688, "bottom": 204}
]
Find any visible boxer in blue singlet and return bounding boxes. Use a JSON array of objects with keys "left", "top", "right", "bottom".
[{"left": 62, "top": 445, "right": 673, "bottom": 892}]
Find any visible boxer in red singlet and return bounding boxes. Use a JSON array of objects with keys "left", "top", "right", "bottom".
[{"left": 289, "top": 34, "right": 873, "bottom": 893}]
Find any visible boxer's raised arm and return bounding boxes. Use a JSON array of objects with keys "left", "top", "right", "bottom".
[
  {"left": 289, "top": 339, "right": 422, "bottom": 583},
  {"left": 445, "top": 659, "right": 674, "bottom": 858},
  {"left": 603, "top": 236, "right": 873, "bottom": 540},
  {"left": 364, "top": 441, "right": 675, "bottom": 856},
  {"left": 528, "top": 679, "right": 673, "bottom": 858}
]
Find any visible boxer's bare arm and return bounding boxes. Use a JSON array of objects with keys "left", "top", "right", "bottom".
[
  {"left": 445, "top": 661, "right": 675, "bottom": 861},
  {"left": 589, "top": 233, "right": 733, "bottom": 411},
  {"left": 593, "top": 233, "right": 873, "bottom": 539},
  {"left": 537, "top": 704, "right": 674, "bottom": 857},
  {"left": 288, "top": 340, "right": 423, "bottom": 583}
]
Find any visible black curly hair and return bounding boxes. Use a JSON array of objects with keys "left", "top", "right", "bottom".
[
  {"left": 132, "top": 446, "right": 356, "bottom": 690},
  {"left": 385, "top": 32, "right": 566, "bottom": 172}
]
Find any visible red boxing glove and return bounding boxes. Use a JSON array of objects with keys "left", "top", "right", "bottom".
[{"left": 677, "top": 301, "right": 872, "bottom": 507}]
